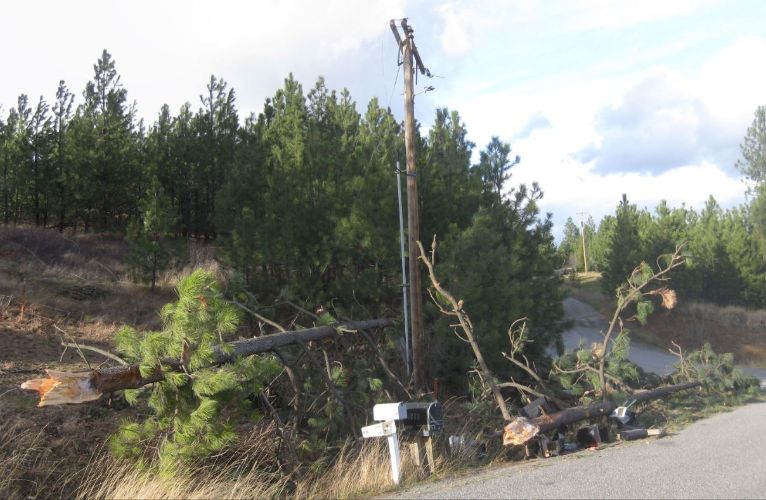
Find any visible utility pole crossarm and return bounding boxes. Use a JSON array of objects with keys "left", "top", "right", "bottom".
[
  {"left": 399, "top": 19, "right": 431, "bottom": 77},
  {"left": 389, "top": 20, "right": 403, "bottom": 49}
]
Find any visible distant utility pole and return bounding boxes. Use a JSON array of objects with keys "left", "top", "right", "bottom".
[
  {"left": 390, "top": 18, "right": 431, "bottom": 390},
  {"left": 577, "top": 212, "right": 589, "bottom": 273}
]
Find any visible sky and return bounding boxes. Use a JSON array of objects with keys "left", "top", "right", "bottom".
[{"left": 1, "top": 0, "right": 765, "bottom": 238}]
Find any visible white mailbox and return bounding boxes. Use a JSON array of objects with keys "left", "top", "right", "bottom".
[{"left": 373, "top": 402, "right": 407, "bottom": 421}]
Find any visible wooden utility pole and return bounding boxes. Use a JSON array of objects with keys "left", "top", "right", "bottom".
[
  {"left": 390, "top": 18, "right": 429, "bottom": 389},
  {"left": 577, "top": 211, "right": 589, "bottom": 273}
]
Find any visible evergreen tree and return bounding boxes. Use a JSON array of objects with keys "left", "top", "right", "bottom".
[
  {"left": 195, "top": 76, "right": 238, "bottom": 238},
  {"left": 602, "top": 194, "right": 643, "bottom": 294},
  {"left": 111, "top": 270, "right": 280, "bottom": 471},
  {"left": 127, "top": 180, "right": 176, "bottom": 290},
  {"left": 589, "top": 215, "right": 615, "bottom": 272},
  {"left": 431, "top": 138, "right": 564, "bottom": 387},
  {"left": 51, "top": 80, "right": 75, "bottom": 231},
  {"left": 421, "top": 108, "right": 479, "bottom": 242},
  {"left": 76, "top": 49, "right": 140, "bottom": 230},
  {"left": 736, "top": 105, "right": 766, "bottom": 185},
  {"left": 558, "top": 217, "right": 580, "bottom": 268},
  {"left": 29, "top": 96, "right": 52, "bottom": 226}
]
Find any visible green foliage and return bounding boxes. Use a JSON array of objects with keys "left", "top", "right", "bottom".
[
  {"left": 126, "top": 179, "right": 176, "bottom": 290},
  {"left": 602, "top": 194, "right": 643, "bottom": 294},
  {"left": 427, "top": 140, "right": 565, "bottom": 388},
  {"left": 672, "top": 342, "right": 759, "bottom": 394},
  {"left": 109, "top": 270, "right": 280, "bottom": 472},
  {"left": 736, "top": 105, "right": 766, "bottom": 185},
  {"left": 593, "top": 192, "right": 766, "bottom": 308}
]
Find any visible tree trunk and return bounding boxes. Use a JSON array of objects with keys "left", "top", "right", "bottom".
[
  {"left": 151, "top": 251, "right": 157, "bottom": 291},
  {"left": 502, "top": 381, "right": 701, "bottom": 446},
  {"left": 21, "top": 318, "right": 394, "bottom": 407}
]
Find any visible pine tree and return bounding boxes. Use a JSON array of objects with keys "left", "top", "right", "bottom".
[
  {"left": 127, "top": 180, "right": 175, "bottom": 290},
  {"left": 558, "top": 217, "right": 580, "bottom": 268},
  {"left": 736, "top": 105, "right": 766, "bottom": 185},
  {"left": 51, "top": 80, "right": 75, "bottom": 232},
  {"left": 432, "top": 138, "right": 564, "bottom": 387},
  {"left": 602, "top": 194, "right": 644, "bottom": 294},
  {"left": 110, "top": 270, "right": 280, "bottom": 472},
  {"left": 77, "top": 49, "right": 140, "bottom": 231}
]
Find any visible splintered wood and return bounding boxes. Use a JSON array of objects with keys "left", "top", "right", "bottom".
[
  {"left": 503, "top": 417, "right": 540, "bottom": 446},
  {"left": 21, "top": 370, "right": 102, "bottom": 406}
]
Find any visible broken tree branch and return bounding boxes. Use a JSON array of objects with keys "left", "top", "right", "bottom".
[
  {"left": 21, "top": 318, "right": 393, "bottom": 407},
  {"left": 597, "top": 244, "right": 686, "bottom": 401},
  {"left": 296, "top": 341, "right": 359, "bottom": 438},
  {"left": 60, "top": 341, "right": 128, "bottom": 366},
  {"left": 418, "top": 237, "right": 512, "bottom": 422}
]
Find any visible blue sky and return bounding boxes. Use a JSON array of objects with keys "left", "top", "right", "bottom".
[{"left": 1, "top": 0, "right": 764, "bottom": 238}]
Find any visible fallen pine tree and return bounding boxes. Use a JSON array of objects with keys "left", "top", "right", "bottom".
[
  {"left": 21, "top": 318, "right": 393, "bottom": 407},
  {"left": 502, "top": 381, "right": 702, "bottom": 445}
]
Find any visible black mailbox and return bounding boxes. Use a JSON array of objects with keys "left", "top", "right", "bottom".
[{"left": 401, "top": 401, "right": 443, "bottom": 436}]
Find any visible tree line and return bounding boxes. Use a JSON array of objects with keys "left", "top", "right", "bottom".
[
  {"left": 0, "top": 49, "right": 565, "bottom": 390},
  {"left": 560, "top": 106, "right": 766, "bottom": 309}
]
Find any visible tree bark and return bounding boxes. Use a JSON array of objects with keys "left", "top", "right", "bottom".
[
  {"left": 502, "top": 381, "right": 701, "bottom": 446},
  {"left": 21, "top": 318, "right": 393, "bottom": 407}
]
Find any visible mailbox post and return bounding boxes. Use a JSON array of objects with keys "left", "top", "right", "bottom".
[{"left": 361, "top": 419, "right": 401, "bottom": 484}]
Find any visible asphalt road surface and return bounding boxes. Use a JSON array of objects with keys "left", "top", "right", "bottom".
[
  {"left": 388, "top": 402, "right": 766, "bottom": 499},
  {"left": 388, "top": 298, "right": 766, "bottom": 499}
]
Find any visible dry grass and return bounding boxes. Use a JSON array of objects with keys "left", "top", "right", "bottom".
[
  {"left": 76, "top": 460, "right": 288, "bottom": 500},
  {"left": 0, "top": 226, "right": 222, "bottom": 334},
  {"left": 73, "top": 432, "right": 493, "bottom": 500},
  {"left": 662, "top": 301, "right": 766, "bottom": 366},
  {"left": 0, "top": 421, "right": 83, "bottom": 499},
  {"left": 76, "top": 436, "right": 411, "bottom": 499}
]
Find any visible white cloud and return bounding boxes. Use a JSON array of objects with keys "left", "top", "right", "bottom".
[
  {"left": 568, "top": 0, "right": 715, "bottom": 31},
  {"left": 0, "top": 0, "right": 407, "bottom": 120},
  {"left": 581, "top": 37, "right": 766, "bottom": 176},
  {"left": 470, "top": 35, "right": 766, "bottom": 237},
  {"left": 434, "top": 2, "right": 490, "bottom": 56}
]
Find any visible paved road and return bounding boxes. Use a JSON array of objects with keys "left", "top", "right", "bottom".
[
  {"left": 388, "top": 298, "right": 766, "bottom": 499},
  {"left": 388, "top": 402, "right": 766, "bottom": 499}
]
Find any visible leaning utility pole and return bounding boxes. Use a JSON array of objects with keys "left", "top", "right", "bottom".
[{"left": 390, "top": 18, "right": 430, "bottom": 389}]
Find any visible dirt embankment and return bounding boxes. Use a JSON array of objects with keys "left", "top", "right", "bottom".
[{"left": 0, "top": 226, "right": 210, "bottom": 498}]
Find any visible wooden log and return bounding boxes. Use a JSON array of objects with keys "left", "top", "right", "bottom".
[
  {"left": 502, "top": 381, "right": 701, "bottom": 446},
  {"left": 21, "top": 318, "right": 393, "bottom": 407},
  {"left": 628, "top": 381, "right": 701, "bottom": 405}
]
